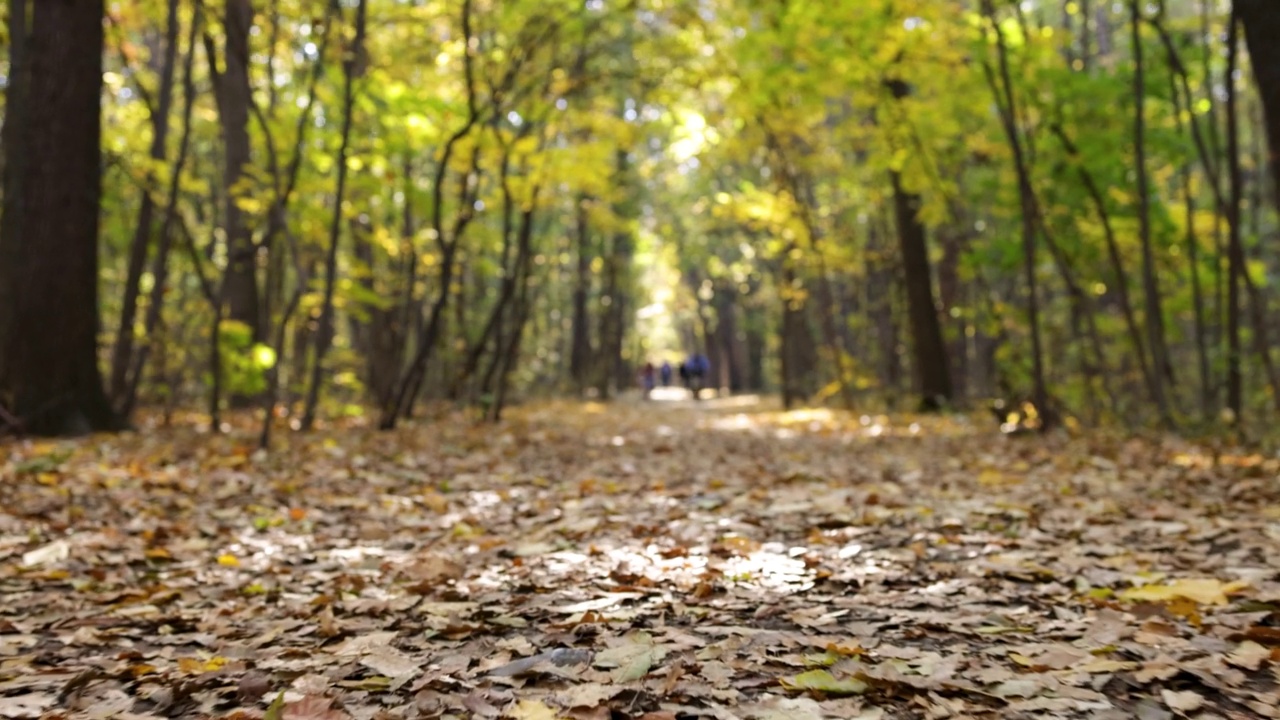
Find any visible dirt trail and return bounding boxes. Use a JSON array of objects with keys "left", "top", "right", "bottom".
[{"left": 1, "top": 401, "right": 1278, "bottom": 718}]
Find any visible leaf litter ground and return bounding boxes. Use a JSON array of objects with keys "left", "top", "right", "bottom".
[{"left": 2, "top": 397, "right": 1280, "bottom": 719}]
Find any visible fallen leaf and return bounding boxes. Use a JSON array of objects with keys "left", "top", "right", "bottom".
[
  {"left": 360, "top": 645, "right": 419, "bottom": 680},
  {"left": 0, "top": 692, "right": 57, "bottom": 718},
  {"left": 1160, "top": 689, "right": 1204, "bottom": 714},
  {"left": 779, "top": 669, "right": 868, "bottom": 696},
  {"left": 558, "top": 682, "right": 624, "bottom": 708},
  {"left": 505, "top": 699, "right": 558, "bottom": 720},
  {"left": 22, "top": 540, "right": 69, "bottom": 567},
  {"left": 594, "top": 637, "right": 661, "bottom": 682},
  {"left": 1227, "top": 640, "right": 1271, "bottom": 671},
  {"left": 742, "top": 696, "right": 824, "bottom": 720},
  {"left": 1121, "top": 578, "right": 1249, "bottom": 606}
]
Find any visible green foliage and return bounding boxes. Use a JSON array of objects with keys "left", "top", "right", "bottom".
[{"left": 92, "top": 0, "right": 1276, "bottom": 427}]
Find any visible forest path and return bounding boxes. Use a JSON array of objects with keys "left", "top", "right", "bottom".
[{"left": 1, "top": 402, "right": 1279, "bottom": 719}]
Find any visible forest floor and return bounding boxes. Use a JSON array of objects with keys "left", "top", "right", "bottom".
[{"left": 2, "top": 395, "right": 1280, "bottom": 720}]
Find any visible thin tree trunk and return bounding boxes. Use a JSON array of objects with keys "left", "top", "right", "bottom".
[
  {"left": 380, "top": 0, "right": 481, "bottom": 429},
  {"left": 119, "top": 4, "right": 202, "bottom": 418},
  {"left": 569, "top": 193, "right": 593, "bottom": 392},
  {"left": 983, "top": 0, "right": 1052, "bottom": 428},
  {"left": 1131, "top": 1, "right": 1172, "bottom": 424},
  {"left": 1048, "top": 123, "right": 1154, "bottom": 405},
  {"left": 110, "top": 0, "right": 180, "bottom": 406},
  {"left": 302, "top": 0, "right": 367, "bottom": 430},
  {"left": 1225, "top": 6, "right": 1244, "bottom": 421},
  {"left": 1182, "top": 168, "right": 1211, "bottom": 420}
]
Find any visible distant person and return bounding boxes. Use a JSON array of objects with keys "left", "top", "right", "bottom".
[
  {"left": 693, "top": 353, "right": 709, "bottom": 379},
  {"left": 659, "top": 360, "right": 672, "bottom": 387},
  {"left": 687, "top": 353, "right": 709, "bottom": 399},
  {"left": 640, "top": 362, "right": 656, "bottom": 399},
  {"left": 678, "top": 361, "right": 690, "bottom": 389}
]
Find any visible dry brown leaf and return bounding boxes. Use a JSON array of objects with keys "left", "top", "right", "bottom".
[{"left": 1160, "top": 689, "right": 1204, "bottom": 714}]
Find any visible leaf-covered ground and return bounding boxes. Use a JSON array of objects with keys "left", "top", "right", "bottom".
[{"left": 3, "top": 397, "right": 1280, "bottom": 720}]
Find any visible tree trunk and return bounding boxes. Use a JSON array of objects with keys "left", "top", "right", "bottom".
[
  {"left": 936, "top": 227, "right": 968, "bottom": 403},
  {"left": 302, "top": 0, "right": 367, "bottom": 430},
  {"left": 890, "top": 171, "right": 952, "bottom": 410},
  {"left": 215, "top": 0, "right": 260, "bottom": 341},
  {"left": 110, "top": 0, "right": 180, "bottom": 406},
  {"left": 1226, "top": 6, "right": 1244, "bottom": 421},
  {"left": 569, "top": 194, "right": 593, "bottom": 392},
  {"left": 1182, "top": 168, "right": 1211, "bottom": 420},
  {"left": 120, "top": 0, "right": 202, "bottom": 419},
  {"left": 868, "top": 217, "right": 903, "bottom": 403},
  {"left": 779, "top": 260, "right": 818, "bottom": 409},
  {"left": 0, "top": 0, "right": 119, "bottom": 435},
  {"left": 1049, "top": 122, "right": 1155, "bottom": 405},
  {"left": 1131, "top": 1, "right": 1173, "bottom": 425},
  {"left": 983, "top": 0, "right": 1051, "bottom": 427},
  {"left": 1237, "top": 0, "right": 1280, "bottom": 214}
]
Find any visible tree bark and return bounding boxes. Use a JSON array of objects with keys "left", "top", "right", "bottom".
[
  {"left": 1226, "top": 6, "right": 1244, "bottom": 421},
  {"left": 569, "top": 193, "right": 593, "bottom": 392},
  {"left": 1237, "top": 0, "right": 1280, "bottom": 215},
  {"left": 890, "top": 172, "right": 952, "bottom": 410},
  {"left": 214, "top": 0, "right": 261, "bottom": 341},
  {"left": 0, "top": 0, "right": 119, "bottom": 435}
]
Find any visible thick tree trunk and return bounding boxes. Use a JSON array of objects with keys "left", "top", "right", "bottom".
[
  {"left": 1237, "top": 0, "right": 1280, "bottom": 215},
  {"left": 216, "top": 0, "right": 260, "bottom": 341},
  {"left": 779, "top": 261, "right": 818, "bottom": 409},
  {"left": 0, "top": 0, "right": 119, "bottom": 435},
  {"left": 890, "top": 172, "right": 952, "bottom": 410}
]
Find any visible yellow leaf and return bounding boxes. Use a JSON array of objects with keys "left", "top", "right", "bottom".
[
  {"left": 779, "top": 669, "right": 868, "bottom": 696},
  {"left": 1120, "top": 578, "right": 1248, "bottom": 606},
  {"left": 217, "top": 554, "right": 240, "bottom": 567},
  {"left": 505, "top": 700, "right": 559, "bottom": 720}
]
